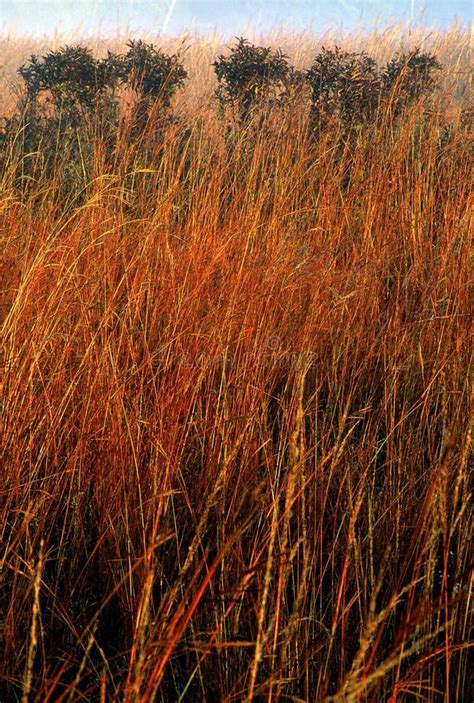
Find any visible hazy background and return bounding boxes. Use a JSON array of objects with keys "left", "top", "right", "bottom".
[{"left": 0, "top": 1, "right": 471, "bottom": 37}]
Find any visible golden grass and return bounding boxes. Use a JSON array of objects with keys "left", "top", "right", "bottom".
[{"left": 0, "top": 25, "right": 472, "bottom": 702}]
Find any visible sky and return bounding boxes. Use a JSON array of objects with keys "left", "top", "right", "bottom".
[{"left": 0, "top": 1, "right": 471, "bottom": 37}]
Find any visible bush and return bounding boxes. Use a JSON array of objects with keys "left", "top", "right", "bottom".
[
  {"left": 213, "top": 37, "right": 295, "bottom": 120},
  {"left": 114, "top": 39, "right": 187, "bottom": 138},
  {"left": 382, "top": 48, "right": 442, "bottom": 113},
  {"left": 306, "top": 46, "right": 380, "bottom": 129},
  {"left": 6, "top": 47, "right": 122, "bottom": 198},
  {"left": 19, "top": 45, "right": 122, "bottom": 115},
  {"left": 118, "top": 39, "right": 187, "bottom": 108},
  {"left": 18, "top": 41, "right": 187, "bottom": 129},
  {"left": 6, "top": 42, "right": 188, "bottom": 192}
]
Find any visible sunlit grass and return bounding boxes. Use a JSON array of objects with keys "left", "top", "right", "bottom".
[{"left": 0, "top": 24, "right": 472, "bottom": 702}]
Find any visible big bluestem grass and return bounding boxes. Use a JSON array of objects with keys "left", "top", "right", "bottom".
[{"left": 0, "top": 23, "right": 472, "bottom": 702}]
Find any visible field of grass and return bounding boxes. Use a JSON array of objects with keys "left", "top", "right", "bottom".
[{"left": 0, "top": 25, "right": 472, "bottom": 702}]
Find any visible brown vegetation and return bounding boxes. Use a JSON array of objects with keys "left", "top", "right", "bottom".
[{"left": 0, "top": 25, "right": 472, "bottom": 701}]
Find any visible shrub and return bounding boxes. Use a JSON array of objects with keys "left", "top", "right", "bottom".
[
  {"left": 8, "top": 42, "right": 188, "bottom": 191},
  {"left": 117, "top": 39, "right": 187, "bottom": 110},
  {"left": 213, "top": 37, "right": 295, "bottom": 119},
  {"left": 382, "top": 48, "right": 442, "bottom": 112},
  {"left": 306, "top": 46, "right": 380, "bottom": 129},
  {"left": 18, "top": 41, "right": 187, "bottom": 129},
  {"left": 19, "top": 45, "right": 122, "bottom": 115},
  {"left": 8, "top": 47, "right": 122, "bottom": 197}
]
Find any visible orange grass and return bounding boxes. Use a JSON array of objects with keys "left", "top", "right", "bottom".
[{"left": 0, "top": 25, "right": 472, "bottom": 702}]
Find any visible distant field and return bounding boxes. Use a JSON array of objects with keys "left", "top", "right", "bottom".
[{"left": 0, "top": 25, "right": 472, "bottom": 702}]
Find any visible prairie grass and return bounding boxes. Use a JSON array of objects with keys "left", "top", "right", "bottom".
[{"left": 0, "top": 24, "right": 472, "bottom": 702}]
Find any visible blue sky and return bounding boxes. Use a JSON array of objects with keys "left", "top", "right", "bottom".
[{"left": 0, "top": 1, "right": 471, "bottom": 36}]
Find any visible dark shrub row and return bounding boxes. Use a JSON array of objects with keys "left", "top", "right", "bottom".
[
  {"left": 215, "top": 39, "right": 442, "bottom": 125},
  {"left": 18, "top": 40, "right": 187, "bottom": 118},
  {"left": 0, "top": 40, "right": 189, "bottom": 197},
  {"left": 0, "top": 38, "right": 443, "bottom": 203},
  {"left": 7, "top": 37, "right": 441, "bottom": 130}
]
